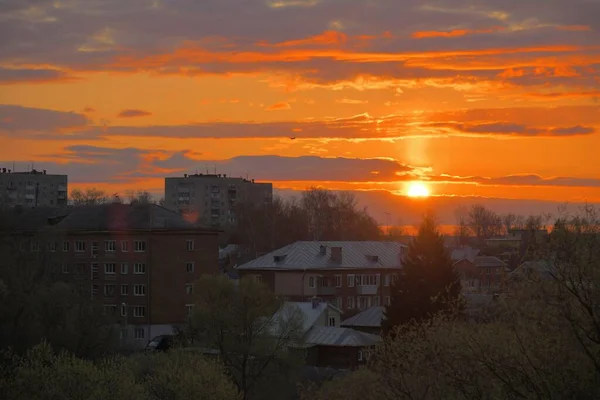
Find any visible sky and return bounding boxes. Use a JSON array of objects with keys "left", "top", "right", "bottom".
[{"left": 1, "top": 0, "right": 600, "bottom": 225}]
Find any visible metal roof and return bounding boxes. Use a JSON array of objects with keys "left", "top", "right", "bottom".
[
  {"left": 451, "top": 247, "right": 480, "bottom": 262},
  {"left": 303, "top": 326, "right": 381, "bottom": 347},
  {"left": 474, "top": 256, "right": 507, "bottom": 268},
  {"left": 340, "top": 306, "right": 384, "bottom": 328},
  {"left": 272, "top": 301, "right": 340, "bottom": 334},
  {"left": 236, "top": 241, "right": 406, "bottom": 271}
]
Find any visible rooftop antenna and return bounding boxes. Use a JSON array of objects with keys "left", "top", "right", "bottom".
[
  {"left": 205, "top": 164, "right": 209, "bottom": 174},
  {"left": 214, "top": 165, "right": 216, "bottom": 174}
]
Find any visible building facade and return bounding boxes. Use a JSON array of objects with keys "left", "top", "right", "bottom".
[
  {"left": 0, "top": 168, "right": 67, "bottom": 208},
  {"left": 236, "top": 241, "right": 406, "bottom": 313},
  {"left": 7, "top": 204, "right": 219, "bottom": 346},
  {"left": 164, "top": 174, "right": 273, "bottom": 227}
]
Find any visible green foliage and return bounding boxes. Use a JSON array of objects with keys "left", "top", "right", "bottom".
[
  {"left": 383, "top": 215, "right": 462, "bottom": 331},
  {"left": 2, "top": 342, "right": 240, "bottom": 400},
  {"left": 184, "top": 275, "right": 305, "bottom": 400}
]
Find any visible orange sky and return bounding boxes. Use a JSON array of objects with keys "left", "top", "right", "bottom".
[{"left": 1, "top": 0, "right": 599, "bottom": 222}]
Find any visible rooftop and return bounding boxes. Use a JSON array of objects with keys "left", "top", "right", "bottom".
[
  {"left": 236, "top": 241, "right": 406, "bottom": 271},
  {"left": 273, "top": 301, "right": 340, "bottom": 334},
  {"left": 474, "top": 256, "right": 508, "bottom": 269},
  {"left": 303, "top": 326, "right": 381, "bottom": 347},
  {"left": 341, "top": 306, "right": 384, "bottom": 328},
  {"left": 450, "top": 246, "right": 480, "bottom": 262}
]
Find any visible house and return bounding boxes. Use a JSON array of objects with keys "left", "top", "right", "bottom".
[
  {"left": 453, "top": 255, "right": 509, "bottom": 294},
  {"left": 235, "top": 241, "right": 407, "bottom": 313},
  {"left": 508, "top": 260, "right": 556, "bottom": 282},
  {"left": 2, "top": 203, "right": 220, "bottom": 347},
  {"left": 340, "top": 306, "right": 384, "bottom": 335},
  {"left": 278, "top": 299, "right": 381, "bottom": 369}
]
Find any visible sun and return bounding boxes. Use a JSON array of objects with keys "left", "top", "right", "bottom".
[{"left": 407, "top": 182, "right": 430, "bottom": 198}]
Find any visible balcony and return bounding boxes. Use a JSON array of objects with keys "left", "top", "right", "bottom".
[
  {"left": 316, "top": 286, "right": 337, "bottom": 295},
  {"left": 356, "top": 285, "right": 379, "bottom": 295}
]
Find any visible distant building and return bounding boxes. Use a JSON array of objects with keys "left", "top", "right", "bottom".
[
  {"left": 164, "top": 173, "right": 273, "bottom": 227},
  {"left": 236, "top": 241, "right": 406, "bottom": 313},
  {"left": 453, "top": 255, "right": 509, "bottom": 294},
  {"left": 3, "top": 203, "right": 220, "bottom": 347},
  {"left": 0, "top": 168, "right": 67, "bottom": 208}
]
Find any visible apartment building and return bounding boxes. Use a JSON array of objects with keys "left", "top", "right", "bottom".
[
  {"left": 236, "top": 241, "right": 406, "bottom": 313},
  {"left": 453, "top": 255, "right": 509, "bottom": 294},
  {"left": 0, "top": 168, "right": 67, "bottom": 208},
  {"left": 6, "top": 203, "right": 219, "bottom": 346},
  {"left": 164, "top": 173, "right": 273, "bottom": 227}
]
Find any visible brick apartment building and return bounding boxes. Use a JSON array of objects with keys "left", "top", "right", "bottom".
[
  {"left": 3, "top": 204, "right": 219, "bottom": 346},
  {"left": 235, "top": 241, "right": 406, "bottom": 313}
]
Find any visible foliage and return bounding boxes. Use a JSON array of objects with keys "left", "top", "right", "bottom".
[
  {"left": 1, "top": 342, "right": 240, "bottom": 400},
  {"left": 230, "top": 188, "right": 382, "bottom": 259},
  {"left": 383, "top": 215, "right": 462, "bottom": 332},
  {"left": 70, "top": 188, "right": 109, "bottom": 205},
  {"left": 182, "top": 275, "right": 305, "bottom": 400},
  {"left": 306, "top": 209, "right": 600, "bottom": 400}
]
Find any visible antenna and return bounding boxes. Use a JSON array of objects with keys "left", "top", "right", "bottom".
[
  {"left": 214, "top": 165, "right": 216, "bottom": 175},
  {"left": 205, "top": 165, "right": 209, "bottom": 174}
]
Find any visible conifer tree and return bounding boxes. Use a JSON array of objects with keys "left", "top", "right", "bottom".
[{"left": 383, "top": 215, "right": 462, "bottom": 332}]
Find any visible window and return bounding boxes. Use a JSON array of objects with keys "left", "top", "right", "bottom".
[
  {"left": 120, "top": 304, "right": 127, "bottom": 317},
  {"left": 134, "top": 328, "right": 145, "bottom": 339},
  {"left": 49, "top": 242, "right": 57, "bottom": 252},
  {"left": 133, "top": 263, "right": 146, "bottom": 274},
  {"left": 121, "top": 284, "right": 128, "bottom": 296},
  {"left": 254, "top": 274, "right": 262, "bottom": 283},
  {"left": 104, "top": 284, "right": 116, "bottom": 297},
  {"left": 358, "top": 296, "right": 368, "bottom": 310},
  {"left": 355, "top": 274, "right": 378, "bottom": 286},
  {"left": 186, "top": 239, "right": 195, "bottom": 251},
  {"left": 347, "top": 274, "right": 355, "bottom": 288},
  {"left": 186, "top": 304, "right": 195, "bottom": 316},
  {"left": 336, "top": 297, "right": 343, "bottom": 309},
  {"left": 121, "top": 241, "right": 128, "bottom": 252},
  {"left": 133, "top": 284, "right": 146, "bottom": 296},
  {"left": 385, "top": 296, "right": 391, "bottom": 306},
  {"left": 104, "top": 263, "right": 116, "bottom": 275},
  {"left": 103, "top": 305, "right": 117, "bottom": 316},
  {"left": 328, "top": 316, "right": 337, "bottom": 327},
  {"left": 105, "top": 240, "right": 116, "bottom": 252},
  {"left": 358, "top": 349, "right": 364, "bottom": 361},
  {"left": 75, "top": 241, "right": 86, "bottom": 253},
  {"left": 384, "top": 274, "right": 390, "bottom": 287},
  {"left": 133, "top": 306, "right": 146, "bottom": 318},
  {"left": 185, "top": 284, "right": 194, "bottom": 295},
  {"left": 186, "top": 262, "right": 195, "bottom": 273},
  {"left": 308, "top": 276, "right": 315, "bottom": 288},
  {"left": 373, "top": 296, "right": 380, "bottom": 306},
  {"left": 134, "top": 240, "right": 146, "bottom": 252},
  {"left": 62, "top": 263, "right": 69, "bottom": 274},
  {"left": 335, "top": 275, "right": 342, "bottom": 287},
  {"left": 347, "top": 297, "right": 355, "bottom": 309},
  {"left": 62, "top": 241, "right": 69, "bottom": 252},
  {"left": 391, "top": 274, "right": 398, "bottom": 284},
  {"left": 121, "top": 263, "right": 128, "bottom": 274}
]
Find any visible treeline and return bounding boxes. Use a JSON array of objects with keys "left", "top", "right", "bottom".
[{"left": 302, "top": 208, "right": 600, "bottom": 400}]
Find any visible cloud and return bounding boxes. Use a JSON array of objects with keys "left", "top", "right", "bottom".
[
  {"left": 412, "top": 27, "right": 504, "bottom": 39},
  {"left": 0, "top": 67, "right": 76, "bottom": 84},
  {"left": 336, "top": 98, "right": 368, "bottom": 104},
  {"left": 265, "top": 102, "right": 292, "bottom": 111},
  {"left": 0, "top": 105, "right": 90, "bottom": 137},
  {"left": 116, "top": 109, "right": 152, "bottom": 118},
  {"left": 435, "top": 174, "right": 600, "bottom": 188},
  {"left": 428, "top": 122, "right": 596, "bottom": 136}
]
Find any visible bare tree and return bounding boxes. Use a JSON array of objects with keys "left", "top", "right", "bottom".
[
  {"left": 467, "top": 204, "right": 502, "bottom": 241},
  {"left": 69, "top": 188, "right": 108, "bottom": 206}
]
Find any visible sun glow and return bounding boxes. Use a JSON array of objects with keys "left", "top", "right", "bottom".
[{"left": 407, "top": 182, "right": 430, "bottom": 198}]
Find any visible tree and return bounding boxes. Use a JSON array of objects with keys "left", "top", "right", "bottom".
[
  {"left": 383, "top": 215, "right": 462, "bottom": 332},
  {"left": 184, "top": 275, "right": 305, "bottom": 400},
  {"left": 128, "top": 190, "right": 155, "bottom": 205},
  {"left": 70, "top": 188, "right": 108, "bottom": 205},
  {"left": 467, "top": 204, "right": 502, "bottom": 241}
]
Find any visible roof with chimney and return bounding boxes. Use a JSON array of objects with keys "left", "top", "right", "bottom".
[{"left": 236, "top": 241, "right": 406, "bottom": 271}]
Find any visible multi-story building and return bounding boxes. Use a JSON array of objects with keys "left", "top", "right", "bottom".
[
  {"left": 235, "top": 241, "right": 406, "bottom": 313},
  {"left": 6, "top": 203, "right": 219, "bottom": 346},
  {"left": 164, "top": 173, "right": 273, "bottom": 227},
  {"left": 453, "top": 255, "right": 509, "bottom": 294},
  {"left": 0, "top": 168, "right": 67, "bottom": 208}
]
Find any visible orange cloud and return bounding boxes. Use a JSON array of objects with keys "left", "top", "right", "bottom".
[
  {"left": 258, "top": 30, "right": 348, "bottom": 47},
  {"left": 556, "top": 25, "right": 592, "bottom": 32},
  {"left": 265, "top": 101, "right": 292, "bottom": 111},
  {"left": 412, "top": 26, "right": 504, "bottom": 39}
]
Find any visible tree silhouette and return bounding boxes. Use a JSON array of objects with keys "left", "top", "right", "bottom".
[{"left": 383, "top": 215, "right": 462, "bottom": 332}]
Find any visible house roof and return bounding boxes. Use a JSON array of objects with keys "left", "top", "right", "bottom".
[
  {"left": 303, "top": 326, "right": 381, "bottom": 347},
  {"left": 340, "top": 306, "right": 384, "bottom": 328},
  {"left": 474, "top": 256, "right": 507, "bottom": 268},
  {"left": 273, "top": 301, "right": 340, "bottom": 334},
  {"left": 236, "top": 241, "right": 406, "bottom": 271},
  {"left": 509, "top": 260, "right": 556, "bottom": 280},
  {"left": 451, "top": 247, "right": 480, "bottom": 262},
  {"left": 0, "top": 207, "right": 70, "bottom": 232}
]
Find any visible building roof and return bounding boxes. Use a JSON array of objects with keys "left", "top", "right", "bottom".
[
  {"left": 236, "top": 241, "right": 406, "bottom": 271},
  {"left": 450, "top": 246, "right": 480, "bottom": 262},
  {"left": 303, "top": 326, "right": 381, "bottom": 347},
  {"left": 0, "top": 207, "right": 70, "bottom": 232},
  {"left": 474, "top": 256, "right": 507, "bottom": 268},
  {"left": 51, "top": 203, "right": 196, "bottom": 231},
  {"left": 340, "top": 306, "right": 384, "bottom": 328},
  {"left": 509, "top": 260, "right": 556, "bottom": 281},
  {"left": 273, "top": 301, "right": 340, "bottom": 334}
]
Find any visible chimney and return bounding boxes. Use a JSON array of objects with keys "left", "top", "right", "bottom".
[
  {"left": 311, "top": 297, "right": 321, "bottom": 309},
  {"left": 331, "top": 246, "right": 342, "bottom": 263},
  {"left": 319, "top": 245, "right": 326, "bottom": 255}
]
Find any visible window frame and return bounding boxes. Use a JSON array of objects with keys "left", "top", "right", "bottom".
[
  {"left": 104, "top": 263, "right": 116, "bottom": 275},
  {"left": 133, "top": 263, "right": 146, "bottom": 275},
  {"left": 133, "top": 306, "right": 146, "bottom": 318},
  {"left": 185, "top": 261, "right": 195, "bottom": 273},
  {"left": 347, "top": 296, "right": 355, "bottom": 309},
  {"left": 121, "top": 240, "right": 128, "bottom": 252},
  {"left": 347, "top": 274, "right": 355, "bottom": 288},
  {"left": 121, "top": 284, "right": 128, "bottom": 296},
  {"left": 133, "top": 284, "right": 146, "bottom": 296},
  {"left": 75, "top": 241, "right": 86, "bottom": 253},
  {"left": 121, "top": 262, "right": 128, "bottom": 274},
  {"left": 186, "top": 239, "right": 195, "bottom": 251},
  {"left": 105, "top": 240, "right": 116, "bottom": 253},
  {"left": 335, "top": 274, "right": 342, "bottom": 287},
  {"left": 308, "top": 276, "right": 315, "bottom": 288},
  {"left": 134, "top": 240, "right": 146, "bottom": 253}
]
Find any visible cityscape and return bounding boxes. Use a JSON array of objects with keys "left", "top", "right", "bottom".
[{"left": 1, "top": 0, "right": 599, "bottom": 399}]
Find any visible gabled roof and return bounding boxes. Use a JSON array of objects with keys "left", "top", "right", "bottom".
[
  {"left": 474, "top": 256, "right": 507, "bottom": 269},
  {"left": 272, "top": 301, "right": 341, "bottom": 334},
  {"left": 451, "top": 247, "right": 480, "bottom": 262},
  {"left": 341, "top": 306, "right": 384, "bottom": 328},
  {"left": 236, "top": 241, "right": 406, "bottom": 271},
  {"left": 303, "top": 326, "right": 381, "bottom": 347},
  {"left": 510, "top": 260, "right": 556, "bottom": 280}
]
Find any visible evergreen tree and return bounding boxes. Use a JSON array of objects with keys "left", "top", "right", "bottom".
[{"left": 383, "top": 215, "right": 462, "bottom": 332}]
